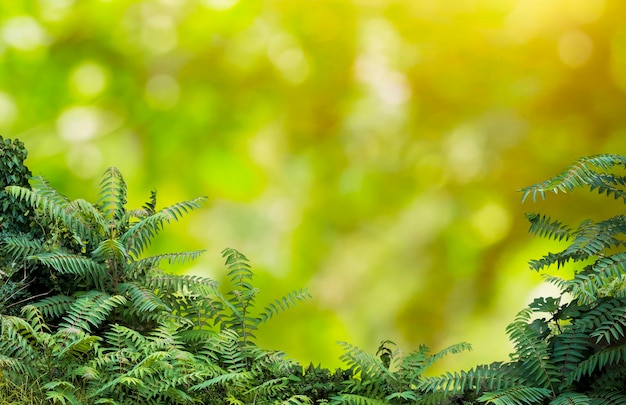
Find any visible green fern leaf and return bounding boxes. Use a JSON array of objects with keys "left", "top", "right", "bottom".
[
  {"left": 92, "top": 238, "right": 128, "bottom": 265},
  {"left": 132, "top": 250, "right": 206, "bottom": 271},
  {"left": 1, "top": 234, "right": 43, "bottom": 259},
  {"left": 213, "top": 328, "right": 249, "bottom": 372},
  {"left": 29, "top": 176, "right": 72, "bottom": 205},
  {"left": 506, "top": 308, "right": 559, "bottom": 390},
  {"left": 424, "top": 341, "right": 472, "bottom": 370},
  {"left": 34, "top": 295, "right": 75, "bottom": 319},
  {"left": 59, "top": 291, "right": 127, "bottom": 333},
  {"left": 6, "top": 184, "right": 99, "bottom": 246},
  {"left": 526, "top": 213, "right": 572, "bottom": 242},
  {"left": 257, "top": 288, "right": 312, "bottom": 324},
  {"left": 43, "top": 381, "right": 81, "bottom": 405},
  {"left": 189, "top": 369, "right": 254, "bottom": 390},
  {"left": 418, "top": 362, "right": 522, "bottom": 395},
  {"left": 243, "top": 376, "right": 288, "bottom": 398},
  {"left": 477, "top": 385, "right": 552, "bottom": 405},
  {"left": 145, "top": 271, "right": 219, "bottom": 294},
  {"left": 116, "top": 282, "right": 169, "bottom": 314},
  {"left": 21, "top": 304, "right": 49, "bottom": 333},
  {"left": 520, "top": 154, "right": 626, "bottom": 203},
  {"left": 337, "top": 340, "right": 395, "bottom": 382},
  {"left": 98, "top": 167, "right": 127, "bottom": 233},
  {"left": 56, "top": 334, "right": 100, "bottom": 360},
  {"left": 330, "top": 393, "right": 388, "bottom": 404},
  {"left": 566, "top": 344, "right": 626, "bottom": 385},
  {"left": 120, "top": 196, "right": 206, "bottom": 257},
  {"left": 590, "top": 392, "right": 626, "bottom": 405},
  {"left": 549, "top": 392, "right": 591, "bottom": 405},
  {"left": 29, "top": 252, "right": 108, "bottom": 290}
]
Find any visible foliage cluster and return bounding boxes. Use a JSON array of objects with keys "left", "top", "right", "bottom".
[{"left": 2, "top": 138, "right": 626, "bottom": 404}]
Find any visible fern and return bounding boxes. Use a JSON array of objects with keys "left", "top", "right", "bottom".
[
  {"left": 566, "top": 344, "right": 626, "bottom": 385},
  {"left": 58, "top": 291, "right": 127, "bottom": 333},
  {"left": 330, "top": 393, "right": 389, "bottom": 405},
  {"left": 549, "top": 392, "right": 591, "bottom": 405},
  {"left": 477, "top": 385, "right": 552, "bottom": 405},
  {"left": 337, "top": 340, "right": 395, "bottom": 384},
  {"left": 120, "top": 197, "right": 206, "bottom": 258},
  {"left": 519, "top": 154, "right": 626, "bottom": 203},
  {"left": 29, "top": 252, "right": 108, "bottom": 290},
  {"left": 98, "top": 167, "right": 128, "bottom": 235},
  {"left": 506, "top": 308, "right": 559, "bottom": 391},
  {"left": 418, "top": 362, "right": 522, "bottom": 395},
  {"left": 526, "top": 213, "right": 573, "bottom": 242},
  {"left": 258, "top": 288, "right": 312, "bottom": 323}
]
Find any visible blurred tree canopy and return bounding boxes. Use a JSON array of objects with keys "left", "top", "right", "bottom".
[{"left": 1, "top": 0, "right": 626, "bottom": 371}]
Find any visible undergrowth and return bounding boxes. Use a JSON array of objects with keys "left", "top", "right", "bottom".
[{"left": 2, "top": 136, "right": 626, "bottom": 404}]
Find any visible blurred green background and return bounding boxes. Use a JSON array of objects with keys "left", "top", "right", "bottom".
[{"left": 1, "top": 0, "right": 625, "bottom": 372}]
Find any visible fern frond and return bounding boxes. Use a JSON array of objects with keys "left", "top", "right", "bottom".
[
  {"left": 30, "top": 176, "right": 72, "bottom": 205},
  {"left": 116, "top": 282, "right": 169, "bottom": 314},
  {"left": 529, "top": 218, "right": 625, "bottom": 273},
  {"left": 98, "top": 167, "right": 127, "bottom": 233},
  {"left": 477, "top": 385, "right": 552, "bottom": 405},
  {"left": 220, "top": 248, "right": 258, "bottom": 345},
  {"left": 29, "top": 252, "right": 108, "bottom": 290},
  {"left": 330, "top": 393, "right": 388, "bottom": 404},
  {"left": 59, "top": 291, "right": 127, "bottom": 333},
  {"left": 424, "top": 341, "right": 473, "bottom": 371},
  {"left": 1, "top": 234, "right": 44, "bottom": 259},
  {"left": 92, "top": 238, "right": 128, "bottom": 265},
  {"left": 145, "top": 272, "right": 218, "bottom": 294},
  {"left": 526, "top": 213, "right": 573, "bottom": 242},
  {"left": 56, "top": 334, "right": 100, "bottom": 360},
  {"left": 121, "top": 197, "right": 206, "bottom": 257},
  {"left": 101, "top": 323, "right": 147, "bottom": 352},
  {"left": 21, "top": 304, "right": 49, "bottom": 333},
  {"left": 520, "top": 154, "right": 626, "bottom": 203},
  {"left": 385, "top": 390, "right": 418, "bottom": 402},
  {"left": 506, "top": 308, "right": 559, "bottom": 390},
  {"left": 6, "top": 185, "right": 99, "bottom": 245},
  {"left": 549, "top": 392, "right": 591, "bottom": 405},
  {"left": 142, "top": 190, "right": 157, "bottom": 216},
  {"left": 34, "top": 295, "right": 75, "bottom": 319},
  {"left": 589, "top": 307, "right": 626, "bottom": 345},
  {"left": 189, "top": 369, "right": 254, "bottom": 390},
  {"left": 212, "top": 328, "right": 248, "bottom": 372},
  {"left": 43, "top": 381, "right": 81, "bottom": 405},
  {"left": 565, "top": 254, "right": 626, "bottom": 303},
  {"left": 550, "top": 330, "right": 590, "bottom": 382},
  {"left": 566, "top": 344, "right": 626, "bottom": 385},
  {"left": 396, "top": 344, "right": 428, "bottom": 378},
  {"left": 243, "top": 377, "right": 288, "bottom": 399},
  {"left": 576, "top": 297, "right": 624, "bottom": 342},
  {"left": 0, "top": 315, "right": 40, "bottom": 348},
  {"left": 222, "top": 248, "right": 254, "bottom": 291},
  {"left": 66, "top": 198, "right": 108, "bottom": 234},
  {"left": 337, "top": 340, "right": 395, "bottom": 382},
  {"left": 257, "top": 288, "right": 312, "bottom": 324},
  {"left": 132, "top": 250, "right": 206, "bottom": 271},
  {"left": 590, "top": 392, "right": 626, "bottom": 405},
  {"left": 418, "top": 362, "right": 522, "bottom": 395}
]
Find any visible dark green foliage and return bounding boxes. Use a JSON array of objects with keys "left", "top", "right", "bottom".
[
  {"left": 6, "top": 142, "right": 626, "bottom": 404},
  {"left": 0, "top": 136, "right": 37, "bottom": 315},
  {"left": 0, "top": 138, "right": 471, "bottom": 404},
  {"left": 0, "top": 157, "right": 316, "bottom": 404},
  {"left": 422, "top": 154, "right": 626, "bottom": 404}
]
